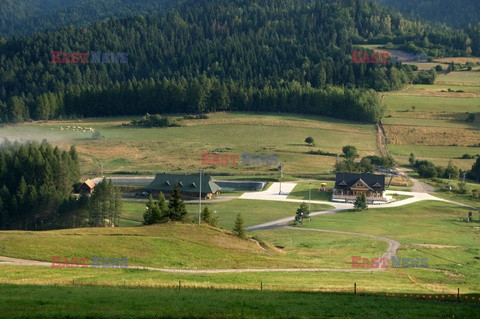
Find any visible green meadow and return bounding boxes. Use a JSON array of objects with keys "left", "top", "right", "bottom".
[
  {"left": 0, "top": 113, "right": 378, "bottom": 177},
  {"left": 1, "top": 284, "right": 478, "bottom": 319},
  {"left": 384, "top": 95, "right": 479, "bottom": 113}
]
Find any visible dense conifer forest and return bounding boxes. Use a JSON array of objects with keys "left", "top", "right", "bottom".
[{"left": 0, "top": 0, "right": 477, "bottom": 124}]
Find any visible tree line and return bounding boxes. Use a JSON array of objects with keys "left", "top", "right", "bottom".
[{"left": 26, "top": 77, "right": 384, "bottom": 123}]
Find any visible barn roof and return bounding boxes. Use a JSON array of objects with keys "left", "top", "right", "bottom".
[
  {"left": 145, "top": 173, "right": 221, "bottom": 194},
  {"left": 334, "top": 173, "right": 385, "bottom": 191},
  {"left": 82, "top": 179, "right": 96, "bottom": 189}
]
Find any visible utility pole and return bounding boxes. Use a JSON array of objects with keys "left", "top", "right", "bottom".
[
  {"left": 198, "top": 170, "right": 202, "bottom": 225},
  {"left": 462, "top": 172, "right": 466, "bottom": 183},
  {"left": 308, "top": 182, "right": 312, "bottom": 212},
  {"left": 279, "top": 164, "right": 283, "bottom": 195}
]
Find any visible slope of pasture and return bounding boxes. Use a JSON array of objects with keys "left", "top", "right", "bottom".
[
  {"left": 305, "top": 201, "right": 480, "bottom": 292},
  {"left": 0, "top": 113, "right": 378, "bottom": 177},
  {"left": 0, "top": 223, "right": 386, "bottom": 270},
  {"left": 383, "top": 77, "right": 480, "bottom": 169}
]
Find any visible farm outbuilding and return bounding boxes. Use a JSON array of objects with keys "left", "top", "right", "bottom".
[
  {"left": 79, "top": 179, "right": 96, "bottom": 194},
  {"left": 145, "top": 173, "right": 221, "bottom": 199}
]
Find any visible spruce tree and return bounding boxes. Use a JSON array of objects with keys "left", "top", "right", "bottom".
[
  {"left": 354, "top": 194, "right": 368, "bottom": 211},
  {"left": 233, "top": 213, "right": 246, "bottom": 239},
  {"left": 168, "top": 184, "right": 187, "bottom": 221},
  {"left": 201, "top": 206, "right": 218, "bottom": 227},
  {"left": 157, "top": 192, "right": 169, "bottom": 222},
  {"left": 143, "top": 195, "right": 155, "bottom": 225}
]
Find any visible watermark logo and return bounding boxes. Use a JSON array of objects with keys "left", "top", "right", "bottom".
[
  {"left": 351, "top": 51, "right": 390, "bottom": 64},
  {"left": 51, "top": 51, "right": 128, "bottom": 64},
  {"left": 201, "top": 153, "right": 279, "bottom": 166},
  {"left": 351, "top": 256, "right": 428, "bottom": 269},
  {"left": 51, "top": 256, "right": 128, "bottom": 268}
]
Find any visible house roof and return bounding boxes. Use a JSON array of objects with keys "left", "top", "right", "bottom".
[
  {"left": 334, "top": 173, "right": 385, "bottom": 191},
  {"left": 145, "top": 173, "right": 221, "bottom": 194},
  {"left": 82, "top": 179, "right": 96, "bottom": 189}
]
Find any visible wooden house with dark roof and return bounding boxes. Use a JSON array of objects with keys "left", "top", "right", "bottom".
[
  {"left": 333, "top": 173, "right": 387, "bottom": 203},
  {"left": 145, "top": 173, "right": 221, "bottom": 199}
]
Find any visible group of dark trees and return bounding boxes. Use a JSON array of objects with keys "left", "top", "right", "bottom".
[
  {"left": 0, "top": 0, "right": 477, "bottom": 124},
  {"left": 335, "top": 145, "right": 395, "bottom": 173},
  {"left": 143, "top": 186, "right": 188, "bottom": 225},
  {"left": 409, "top": 154, "right": 462, "bottom": 180},
  {"left": 87, "top": 178, "right": 122, "bottom": 227},
  {"left": 143, "top": 186, "right": 219, "bottom": 227},
  {"left": 130, "top": 113, "right": 181, "bottom": 128},
  {"left": 0, "top": 139, "right": 123, "bottom": 230},
  {"left": 0, "top": 140, "right": 80, "bottom": 230}
]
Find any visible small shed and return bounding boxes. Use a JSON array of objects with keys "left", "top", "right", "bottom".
[{"left": 79, "top": 179, "right": 96, "bottom": 194}]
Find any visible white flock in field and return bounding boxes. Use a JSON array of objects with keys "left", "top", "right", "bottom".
[{"left": 56, "top": 126, "right": 95, "bottom": 133}]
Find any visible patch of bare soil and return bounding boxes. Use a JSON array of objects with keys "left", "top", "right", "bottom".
[{"left": 384, "top": 124, "right": 480, "bottom": 146}]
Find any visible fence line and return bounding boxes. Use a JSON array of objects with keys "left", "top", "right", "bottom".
[{"left": 0, "top": 278, "right": 478, "bottom": 303}]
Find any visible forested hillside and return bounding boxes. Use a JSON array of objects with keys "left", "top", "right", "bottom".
[
  {"left": 0, "top": 0, "right": 178, "bottom": 36},
  {"left": 0, "top": 0, "right": 476, "bottom": 124},
  {"left": 378, "top": 0, "right": 480, "bottom": 28}
]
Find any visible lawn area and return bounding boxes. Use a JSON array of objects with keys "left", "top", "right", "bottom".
[
  {"left": 0, "top": 113, "right": 379, "bottom": 177},
  {"left": 120, "top": 199, "right": 333, "bottom": 229},
  {"left": 0, "top": 284, "right": 478, "bottom": 318},
  {"left": 287, "top": 181, "right": 335, "bottom": 202},
  {"left": 305, "top": 201, "right": 480, "bottom": 291},
  {"left": 436, "top": 71, "right": 480, "bottom": 86},
  {"left": 250, "top": 228, "right": 388, "bottom": 268}
]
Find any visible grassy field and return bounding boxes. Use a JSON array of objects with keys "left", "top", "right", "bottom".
[
  {"left": 0, "top": 220, "right": 378, "bottom": 270},
  {"left": 0, "top": 284, "right": 478, "bottom": 318},
  {"left": 305, "top": 201, "right": 480, "bottom": 292},
  {"left": 0, "top": 113, "right": 379, "bottom": 177},
  {"left": 287, "top": 181, "right": 334, "bottom": 201},
  {"left": 383, "top": 95, "right": 480, "bottom": 113},
  {"left": 120, "top": 199, "right": 333, "bottom": 229},
  {"left": 383, "top": 71, "right": 480, "bottom": 170}
]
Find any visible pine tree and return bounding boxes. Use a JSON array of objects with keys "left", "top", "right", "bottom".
[
  {"left": 233, "top": 213, "right": 246, "bottom": 239},
  {"left": 295, "top": 202, "right": 310, "bottom": 226},
  {"left": 201, "top": 206, "right": 218, "bottom": 227},
  {"left": 157, "top": 192, "right": 168, "bottom": 222},
  {"left": 143, "top": 195, "right": 155, "bottom": 225},
  {"left": 167, "top": 184, "right": 187, "bottom": 221},
  {"left": 354, "top": 194, "right": 368, "bottom": 211}
]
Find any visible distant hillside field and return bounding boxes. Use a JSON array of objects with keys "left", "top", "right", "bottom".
[{"left": 0, "top": 113, "right": 380, "bottom": 176}]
